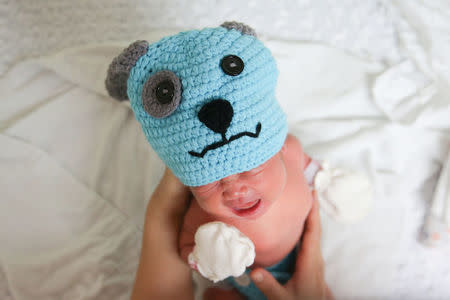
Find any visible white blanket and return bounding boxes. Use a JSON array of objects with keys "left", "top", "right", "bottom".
[{"left": 1, "top": 1, "right": 450, "bottom": 299}]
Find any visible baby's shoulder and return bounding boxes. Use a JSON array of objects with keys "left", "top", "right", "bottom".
[
  {"left": 283, "top": 134, "right": 306, "bottom": 167},
  {"left": 284, "top": 134, "right": 303, "bottom": 154}
]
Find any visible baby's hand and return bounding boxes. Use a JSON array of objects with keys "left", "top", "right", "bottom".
[
  {"left": 187, "top": 252, "right": 199, "bottom": 271},
  {"left": 314, "top": 161, "right": 373, "bottom": 224},
  {"left": 188, "top": 222, "right": 255, "bottom": 283},
  {"left": 179, "top": 241, "right": 195, "bottom": 267}
]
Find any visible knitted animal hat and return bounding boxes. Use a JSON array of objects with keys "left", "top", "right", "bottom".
[{"left": 105, "top": 22, "right": 287, "bottom": 186}]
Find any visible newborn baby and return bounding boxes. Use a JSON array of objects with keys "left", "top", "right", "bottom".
[
  {"left": 180, "top": 134, "right": 312, "bottom": 267},
  {"left": 180, "top": 134, "right": 315, "bottom": 298},
  {"left": 105, "top": 21, "right": 370, "bottom": 300}
]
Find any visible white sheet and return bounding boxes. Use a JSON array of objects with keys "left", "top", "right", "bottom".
[
  {"left": 1, "top": 1, "right": 450, "bottom": 299},
  {"left": 0, "top": 0, "right": 401, "bottom": 75}
]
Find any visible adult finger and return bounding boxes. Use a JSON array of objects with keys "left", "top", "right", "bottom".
[
  {"left": 250, "top": 268, "right": 288, "bottom": 300},
  {"left": 301, "top": 190, "right": 322, "bottom": 254},
  {"left": 145, "top": 168, "right": 191, "bottom": 245},
  {"left": 153, "top": 168, "right": 188, "bottom": 201}
]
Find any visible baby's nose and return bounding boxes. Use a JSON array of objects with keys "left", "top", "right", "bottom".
[
  {"left": 223, "top": 187, "right": 248, "bottom": 199},
  {"left": 222, "top": 179, "right": 248, "bottom": 199}
]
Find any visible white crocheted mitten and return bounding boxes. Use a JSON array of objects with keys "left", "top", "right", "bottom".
[
  {"left": 188, "top": 222, "right": 255, "bottom": 283},
  {"left": 313, "top": 161, "right": 373, "bottom": 224}
]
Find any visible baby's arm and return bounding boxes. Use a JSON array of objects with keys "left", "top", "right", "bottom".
[
  {"left": 179, "top": 200, "right": 212, "bottom": 268},
  {"left": 179, "top": 228, "right": 195, "bottom": 262},
  {"left": 285, "top": 134, "right": 313, "bottom": 170},
  {"left": 285, "top": 134, "right": 320, "bottom": 188},
  {"left": 288, "top": 135, "right": 373, "bottom": 224},
  {"left": 302, "top": 150, "right": 313, "bottom": 170},
  {"left": 179, "top": 207, "right": 246, "bottom": 300}
]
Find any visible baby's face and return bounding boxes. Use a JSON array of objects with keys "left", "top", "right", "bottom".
[{"left": 190, "top": 151, "right": 287, "bottom": 220}]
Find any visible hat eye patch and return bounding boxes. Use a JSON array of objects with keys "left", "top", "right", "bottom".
[{"left": 142, "top": 70, "right": 182, "bottom": 118}]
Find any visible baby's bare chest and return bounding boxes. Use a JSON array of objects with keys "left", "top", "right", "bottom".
[{"left": 248, "top": 187, "right": 310, "bottom": 266}]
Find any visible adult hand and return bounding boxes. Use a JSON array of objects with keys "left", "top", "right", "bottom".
[
  {"left": 131, "top": 168, "right": 194, "bottom": 300},
  {"left": 250, "top": 191, "right": 333, "bottom": 300}
]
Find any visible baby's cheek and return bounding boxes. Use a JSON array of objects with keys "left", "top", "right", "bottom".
[
  {"left": 195, "top": 197, "right": 211, "bottom": 213},
  {"left": 194, "top": 196, "right": 223, "bottom": 216},
  {"left": 264, "top": 170, "right": 287, "bottom": 200}
]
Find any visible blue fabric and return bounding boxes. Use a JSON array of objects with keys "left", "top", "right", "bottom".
[
  {"left": 126, "top": 26, "right": 288, "bottom": 186},
  {"left": 226, "top": 246, "right": 298, "bottom": 300}
]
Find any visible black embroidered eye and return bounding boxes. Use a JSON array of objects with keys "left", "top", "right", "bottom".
[
  {"left": 155, "top": 80, "right": 174, "bottom": 104},
  {"left": 221, "top": 55, "right": 244, "bottom": 76},
  {"left": 142, "top": 70, "right": 182, "bottom": 118}
]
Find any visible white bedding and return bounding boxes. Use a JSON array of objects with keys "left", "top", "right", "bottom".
[{"left": 1, "top": 1, "right": 450, "bottom": 299}]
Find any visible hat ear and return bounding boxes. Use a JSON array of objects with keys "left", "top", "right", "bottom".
[
  {"left": 105, "top": 40, "right": 149, "bottom": 101},
  {"left": 221, "top": 21, "right": 257, "bottom": 37}
]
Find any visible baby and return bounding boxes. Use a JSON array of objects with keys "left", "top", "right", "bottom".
[
  {"left": 180, "top": 134, "right": 316, "bottom": 298},
  {"left": 105, "top": 21, "right": 369, "bottom": 299},
  {"left": 181, "top": 133, "right": 312, "bottom": 265}
]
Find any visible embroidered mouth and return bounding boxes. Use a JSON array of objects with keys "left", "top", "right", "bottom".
[{"left": 188, "top": 123, "right": 261, "bottom": 158}]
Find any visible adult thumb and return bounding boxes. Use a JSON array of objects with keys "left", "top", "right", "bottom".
[{"left": 250, "top": 268, "right": 287, "bottom": 300}]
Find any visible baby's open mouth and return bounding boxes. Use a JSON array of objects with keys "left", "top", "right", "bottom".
[
  {"left": 189, "top": 123, "right": 261, "bottom": 158},
  {"left": 232, "top": 199, "right": 262, "bottom": 217}
]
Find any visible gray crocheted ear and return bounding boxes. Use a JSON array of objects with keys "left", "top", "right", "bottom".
[
  {"left": 221, "top": 21, "right": 257, "bottom": 37},
  {"left": 105, "top": 40, "right": 149, "bottom": 101}
]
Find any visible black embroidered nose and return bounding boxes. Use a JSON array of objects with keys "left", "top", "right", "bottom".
[{"left": 198, "top": 99, "right": 233, "bottom": 135}]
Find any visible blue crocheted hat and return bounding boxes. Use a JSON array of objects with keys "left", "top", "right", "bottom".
[{"left": 106, "top": 22, "right": 287, "bottom": 186}]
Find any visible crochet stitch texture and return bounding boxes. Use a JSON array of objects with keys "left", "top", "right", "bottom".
[{"left": 126, "top": 25, "right": 287, "bottom": 186}]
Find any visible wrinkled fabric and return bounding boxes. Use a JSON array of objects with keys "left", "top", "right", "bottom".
[{"left": 1, "top": 1, "right": 450, "bottom": 298}]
